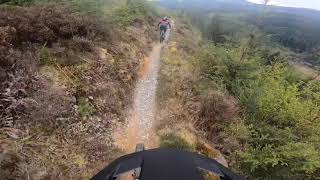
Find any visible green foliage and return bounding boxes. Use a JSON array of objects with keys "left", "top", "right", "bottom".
[
  {"left": 112, "top": 5, "right": 140, "bottom": 26},
  {"left": 1, "top": 0, "right": 159, "bottom": 28},
  {"left": 302, "top": 81, "right": 320, "bottom": 103},
  {"left": 237, "top": 64, "right": 320, "bottom": 178},
  {"left": 194, "top": 44, "right": 226, "bottom": 79},
  {"left": 195, "top": 42, "right": 320, "bottom": 178},
  {"left": 160, "top": 134, "right": 195, "bottom": 151},
  {"left": 78, "top": 98, "right": 95, "bottom": 118},
  {"left": 240, "top": 143, "right": 320, "bottom": 178},
  {"left": 253, "top": 66, "right": 307, "bottom": 126},
  {"left": 112, "top": 0, "right": 158, "bottom": 27},
  {"left": 39, "top": 47, "right": 52, "bottom": 65},
  {"left": 67, "top": 0, "right": 107, "bottom": 17},
  {"left": 227, "top": 120, "right": 252, "bottom": 144},
  {"left": 206, "top": 15, "right": 226, "bottom": 44}
]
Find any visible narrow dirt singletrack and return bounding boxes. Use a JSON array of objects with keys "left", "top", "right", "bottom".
[
  {"left": 114, "top": 42, "right": 164, "bottom": 152},
  {"left": 112, "top": 42, "right": 165, "bottom": 180},
  {"left": 114, "top": 24, "right": 173, "bottom": 153},
  {"left": 113, "top": 20, "right": 176, "bottom": 156}
]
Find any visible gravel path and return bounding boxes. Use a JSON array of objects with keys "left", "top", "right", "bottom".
[
  {"left": 114, "top": 25, "right": 173, "bottom": 153},
  {"left": 114, "top": 42, "right": 163, "bottom": 152},
  {"left": 129, "top": 42, "right": 162, "bottom": 147}
]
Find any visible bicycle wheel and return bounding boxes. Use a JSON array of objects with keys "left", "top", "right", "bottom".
[
  {"left": 135, "top": 143, "right": 145, "bottom": 152},
  {"left": 132, "top": 144, "right": 145, "bottom": 180},
  {"left": 160, "top": 30, "right": 165, "bottom": 43}
]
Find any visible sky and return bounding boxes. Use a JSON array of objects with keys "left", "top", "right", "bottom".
[{"left": 247, "top": 0, "right": 320, "bottom": 11}]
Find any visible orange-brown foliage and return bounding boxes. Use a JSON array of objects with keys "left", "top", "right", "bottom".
[{"left": 196, "top": 91, "right": 240, "bottom": 135}]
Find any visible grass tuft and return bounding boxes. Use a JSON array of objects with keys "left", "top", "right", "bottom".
[
  {"left": 160, "top": 133, "right": 195, "bottom": 151},
  {"left": 78, "top": 98, "right": 95, "bottom": 118}
]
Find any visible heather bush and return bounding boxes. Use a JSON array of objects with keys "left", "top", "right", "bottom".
[
  {"left": 197, "top": 91, "right": 240, "bottom": 136},
  {"left": 0, "top": 5, "right": 109, "bottom": 45}
]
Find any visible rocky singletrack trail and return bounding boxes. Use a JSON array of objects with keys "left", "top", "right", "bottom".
[
  {"left": 113, "top": 23, "right": 174, "bottom": 153},
  {"left": 114, "top": 43, "right": 163, "bottom": 152}
]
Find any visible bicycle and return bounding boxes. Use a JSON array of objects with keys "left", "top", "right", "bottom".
[
  {"left": 159, "top": 29, "right": 166, "bottom": 43},
  {"left": 132, "top": 143, "right": 145, "bottom": 180}
]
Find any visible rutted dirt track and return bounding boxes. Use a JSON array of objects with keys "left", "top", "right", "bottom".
[{"left": 114, "top": 43, "right": 163, "bottom": 152}]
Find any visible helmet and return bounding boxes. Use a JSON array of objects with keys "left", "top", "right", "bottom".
[
  {"left": 163, "top": 16, "right": 168, "bottom": 20},
  {"left": 92, "top": 148, "right": 244, "bottom": 180}
]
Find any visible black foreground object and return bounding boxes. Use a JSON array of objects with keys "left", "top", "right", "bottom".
[{"left": 91, "top": 148, "right": 244, "bottom": 180}]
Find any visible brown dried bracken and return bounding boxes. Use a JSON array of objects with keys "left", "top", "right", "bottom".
[
  {"left": 0, "top": 2, "right": 153, "bottom": 179},
  {"left": 0, "top": 5, "right": 109, "bottom": 45},
  {"left": 197, "top": 91, "right": 240, "bottom": 136}
]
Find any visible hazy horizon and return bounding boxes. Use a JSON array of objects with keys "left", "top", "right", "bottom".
[{"left": 247, "top": 0, "right": 320, "bottom": 11}]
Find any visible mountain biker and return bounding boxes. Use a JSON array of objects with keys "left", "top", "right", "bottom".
[{"left": 158, "top": 16, "right": 171, "bottom": 35}]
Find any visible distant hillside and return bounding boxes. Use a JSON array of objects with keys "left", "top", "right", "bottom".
[
  {"left": 160, "top": 0, "right": 255, "bottom": 12},
  {"left": 160, "top": 0, "right": 320, "bottom": 15},
  {"left": 159, "top": 0, "right": 320, "bottom": 54}
]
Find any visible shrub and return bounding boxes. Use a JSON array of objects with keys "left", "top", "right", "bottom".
[
  {"left": 196, "top": 91, "right": 240, "bottom": 136},
  {"left": 252, "top": 67, "right": 309, "bottom": 126},
  {"left": 227, "top": 120, "right": 252, "bottom": 145},
  {"left": 112, "top": 0, "right": 157, "bottom": 27},
  {"left": 0, "top": 26, "right": 17, "bottom": 68},
  {"left": 195, "top": 42, "right": 320, "bottom": 178},
  {"left": 78, "top": 98, "right": 95, "bottom": 118},
  {"left": 160, "top": 134, "right": 195, "bottom": 151},
  {"left": 0, "top": 0, "right": 36, "bottom": 5},
  {"left": 39, "top": 47, "right": 51, "bottom": 65},
  {"left": 0, "top": 5, "right": 109, "bottom": 45},
  {"left": 70, "top": 36, "right": 94, "bottom": 52},
  {"left": 233, "top": 64, "right": 320, "bottom": 178},
  {"left": 240, "top": 143, "right": 320, "bottom": 178}
]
